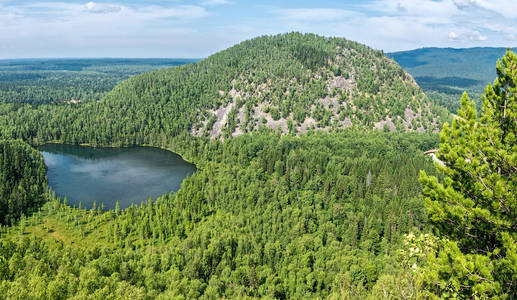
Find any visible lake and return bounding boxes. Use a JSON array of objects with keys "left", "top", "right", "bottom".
[{"left": 38, "top": 144, "right": 196, "bottom": 210}]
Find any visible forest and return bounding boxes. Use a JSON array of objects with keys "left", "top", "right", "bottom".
[
  {"left": 0, "top": 59, "right": 197, "bottom": 104},
  {"left": 0, "top": 33, "right": 514, "bottom": 299},
  {"left": 0, "top": 131, "right": 441, "bottom": 299},
  {"left": 0, "top": 140, "right": 47, "bottom": 225}
]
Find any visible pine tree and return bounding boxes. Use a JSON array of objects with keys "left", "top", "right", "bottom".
[{"left": 420, "top": 50, "right": 517, "bottom": 298}]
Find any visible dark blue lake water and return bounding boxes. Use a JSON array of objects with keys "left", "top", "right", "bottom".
[{"left": 38, "top": 144, "right": 196, "bottom": 210}]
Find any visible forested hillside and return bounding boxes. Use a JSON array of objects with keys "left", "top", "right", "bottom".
[
  {"left": 0, "top": 34, "right": 448, "bottom": 147},
  {"left": 0, "top": 140, "right": 47, "bottom": 225},
  {"left": 390, "top": 47, "right": 516, "bottom": 113},
  {"left": 107, "top": 33, "right": 448, "bottom": 137}
]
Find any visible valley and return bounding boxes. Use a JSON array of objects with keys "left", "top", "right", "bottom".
[{"left": 0, "top": 33, "right": 514, "bottom": 299}]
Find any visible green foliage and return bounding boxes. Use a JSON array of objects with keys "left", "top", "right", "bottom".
[
  {"left": 0, "top": 131, "right": 439, "bottom": 298},
  {"left": 0, "top": 34, "right": 449, "bottom": 149},
  {"left": 0, "top": 140, "right": 47, "bottom": 225},
  {"left": 0, "top": 33, "right": 457, "bottom": 298},
  {"left": 420, "top": 50, "right": 517, "bottom": 298},
  {"left": 368, "top": 233, "right": 438, "bottom": 299}
]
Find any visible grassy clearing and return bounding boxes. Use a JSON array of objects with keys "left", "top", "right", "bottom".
[{"left": 3, "top": 199, "right": 115, "bottom": 250}]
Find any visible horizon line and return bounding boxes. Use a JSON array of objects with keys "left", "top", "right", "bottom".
[{"left": 3, "top": 45, "right": 517, "bottom": 60}]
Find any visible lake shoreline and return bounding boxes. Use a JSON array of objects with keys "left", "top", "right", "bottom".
[
  {"left": 32, "top": 140, "right": 198, "bottom": 169},
  {"left": 38, "top": 143, "right": 196, "bottom": 211}
]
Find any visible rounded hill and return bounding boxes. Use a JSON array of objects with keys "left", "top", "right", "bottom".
[
  {"left": 0, "top": 33, "right": 449, "bottom": 145},
  {"left": 103, "top": 33, "right": 448, "bottom": 139}
]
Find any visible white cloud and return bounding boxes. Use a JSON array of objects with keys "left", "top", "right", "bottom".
[
  {"left": 0, "top": 1, "right": 210, "bottom": 58},
  {"left": 368, "top": 0, "right": 460, "bottom": 22},
  {"left": 202, "top": 0, "right": 232, "bottom": 6},
  {"left": 467, "top": 30, "right": 488, "bottom": 41},
  {"left": 455, "top": 0, "right": 517, "bottom": 18},
  {"left": 278, "top": 8, "right": 359, "bottom": 21},
  {"left": 448, "top": 31, "right": 459, "bottom": 41},
  {"left": 137, "top": 5, "right": 208, "bottom": 20},
  {"left": 273, "top": 0, "right": 514, "bottom": 51},
  {"left": 453, "top": 0, "right": 476, "bottom": 9},
  {"left": 0, "top": 0, "right": 516, "bottom": 58},
  {"left": 84, "top": 2, "right": 121, "bottom": 14},
  {"left": 449, "top": 30, "right": 487, "bottom": 41}
]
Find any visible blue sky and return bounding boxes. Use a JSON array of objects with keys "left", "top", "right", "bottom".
[{"left": 1, "top": 0, "right": 516, "bottom": 58}]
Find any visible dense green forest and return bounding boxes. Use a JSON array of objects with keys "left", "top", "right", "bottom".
[
  {"left": 0, "top": 131, "right": 440, "bottom": 298},
  {"left": 390, "top": 47, "right": 516, "bottom": 114},
  {"left": 0, "top": 33, "right": 514, "bottom": 298},
  {"left": 0, "top": 59, "right": 198, "bottom": 104},
  {"left": 0, "top": 140, "right": 47, "bottom": 225}
]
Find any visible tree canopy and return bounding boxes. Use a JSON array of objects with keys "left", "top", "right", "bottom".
[
  {"left": 2, "top": 33, "right": 513, "bottom": 299},
  {"left": 420, "top": 49, "right": 516, "bottom": 298},
  {"left": 0, "top": 131, "right": 440, "bottom": 299},
  {"left": 0, "top": 140, "right": 47, "bottom": 225}
]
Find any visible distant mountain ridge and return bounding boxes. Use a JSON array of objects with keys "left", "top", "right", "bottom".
[
  {"left": 389, "top": 47, "right": 516, "bottom": 68},
  {"left": 389, "top": 47, "right": 517, "bottom": 113}
]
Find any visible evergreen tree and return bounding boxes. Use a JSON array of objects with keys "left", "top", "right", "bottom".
[
  {"left": 420, "top": 50, "right": 517, "bottom": 298},
  {"left": 0, "top": 140, "right": 47, "bottom": 225}
]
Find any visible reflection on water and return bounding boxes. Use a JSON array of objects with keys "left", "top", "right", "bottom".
[{"left": 38, "top": 144, "right": 196, "bottom": 210}]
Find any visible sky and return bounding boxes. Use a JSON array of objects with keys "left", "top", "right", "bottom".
[{"left": 1, "top": 0, "right": 516, "bottom": 58}]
